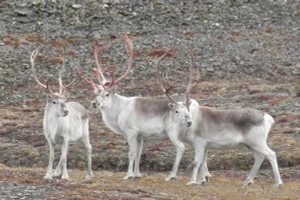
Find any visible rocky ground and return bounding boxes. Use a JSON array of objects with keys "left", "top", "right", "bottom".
[{"left": 0, "top": 0, "right": 300, "bottom": 199}]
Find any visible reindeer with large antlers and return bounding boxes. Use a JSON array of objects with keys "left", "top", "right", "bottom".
[
  {"left": 31, "top": 46, "right": 93, "bottom": 180},
  {"left": 80, "top": 34, "right": 198, "bottom": 180}
]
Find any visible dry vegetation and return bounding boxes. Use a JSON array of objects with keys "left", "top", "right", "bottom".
[
  {"left": 1, "top": 165, "right": 300, "bottom": 200},
  {"left": 1, "top": 0, "right": 300, "bottom": 199},
  {"left": 1, "top": 78, "right": 300, "bottom": 199}
]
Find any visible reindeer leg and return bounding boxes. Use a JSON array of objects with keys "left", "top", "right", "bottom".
[
  {"left": 165, "top": 132, "right": 185, "bottom": 181},
  {"left": 79, "top": 119, "right": 93, "bottom": 180},
  {"left": 55, "top": 138, "right": 69, "bottom": 180},
  {"left": 124, "top": 134, "right": 138, "bottom": 179},
  {"left": 187, "top": 144, "right": 205, "bottom": 185},
  {"left": 250, "top": 144, "right": 283, "bottom": 187},
  {"left": 53, "top": 143, "right": 64, "bottom": 177},
  {"left": 198, "top": 150, "right": 211, "bottom": 184},
  {"left": 243, "top": 150, "right": 264, "bottom": 187},
  {"left": 134, "top": 139, "right": 143, "bottom": 178},
  {"left": 80, "top": 138, "right": 93, "bottom": 180},
  {"left": 44, "top": 138, "right": 55, "bottom": 180}
]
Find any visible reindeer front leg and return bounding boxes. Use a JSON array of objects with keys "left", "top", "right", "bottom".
[
  {"left": 54, "top": 138, "right": 69, "bottom": 180},
  {"left": 124, "top": 134, "right": 139, "bottom": 179},
  {"left": 165, "top": 132, "right": 185, "bottom": 181},
  {"left": 44, "top": 137, "right": 55, "bottom": 180}
]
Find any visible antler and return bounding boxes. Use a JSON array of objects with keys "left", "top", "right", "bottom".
[
  {"left": 185, "top": 54, "right": 199, "bottom": 107},
  {"left": 56, "top": 48, "right": 66, "bottom": 95},
  {"left": 31, "top": 46, "right": 77, "bottom": 98},
  {"left": 77, "top": 71, "right": 98, "bottom": 94},
  {"left": 92, "top": 33, "right": 134, "bottom": 89},
  {"left": 93, "top": 40, "right": 110, "bottom": 85},
  {"left": 30, "top": 46, "right": 56, "bottom": 96},
  {"left": 55, "top": 48, "right": 77, "bottom": 96},
  {"left": 112, "top": 33, "right": 134, "bottom": 86},
  {"left": 154, "top": 50, "right": 177, "bottom": 104}
]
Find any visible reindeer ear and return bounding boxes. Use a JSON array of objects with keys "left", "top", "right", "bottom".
[
  {"left": 168, "top": 103, "right": 176, "bottom": 109},
  {"left": 186, "top": 99, "right": 191, "bottom": 107},
  {"left": 109, "top": 84, "right": 118, "bottom": 94},
  {"left": 46, "top": 94, "right": 51, "bottom": 103}
]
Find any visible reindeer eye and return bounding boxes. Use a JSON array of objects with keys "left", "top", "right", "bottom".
[
  {"left": 52, "top": 100, "right": 57, "bottom": 104},
  {"left": 105, "top": 93, "right": 109, "bottom": 97},
  {"left": 175, "top": 111, "right": 179, "bottom": 113}
]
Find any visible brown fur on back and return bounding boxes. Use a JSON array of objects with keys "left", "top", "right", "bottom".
[
  {"left": 200, "top": 106, "right": 265, "bottom": 134},
  {"left": 135, "top": 98, "right": 170, "bottom": 117}
]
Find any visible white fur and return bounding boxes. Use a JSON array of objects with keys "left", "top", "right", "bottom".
[
  {"left": 43, "top": 98, "right": 93, "bottom": 180},
  {"left": 92, "top": 89, "right": 197, "bottom": 180},
  {"left": 182, "top": 106, "right": 282, "bottom": 187}
]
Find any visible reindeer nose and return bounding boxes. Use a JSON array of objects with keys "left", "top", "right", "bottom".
[
  {"left": 187, "top": 121, "right": 192, "bottom": 127},
  {"left": 91, "top": 101, "right": 98, "bottom": 108},
  {"left": 63, "top": 110, "right": 69, "bottom": 116}
]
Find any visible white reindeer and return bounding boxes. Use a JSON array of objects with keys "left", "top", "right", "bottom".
[
  {"left": 30, "top": 46, "right": 93, "bottom": 180},
  {"left": 80, "top": 34, "right": 201, "bottom": 180},
  {"left": 183, "top": 99, "right": 283, "bottom": 187}
]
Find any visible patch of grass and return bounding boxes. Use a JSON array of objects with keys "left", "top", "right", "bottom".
[{"left": 0, "top": 166, "right": 299, "bottom": 200}]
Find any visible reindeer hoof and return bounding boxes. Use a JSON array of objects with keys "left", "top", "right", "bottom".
[
  {"left": 123, "top": 174, "right": 134, "bottom": 180},
  {"left": 85, "top": 175, "right": 94, "bottom": 180},
  {"left": 243, "top": 180, "right": 253, "bottom": 188},
  {"left": 197, "top": 180, "right": 206, "bottom": 185},
  {"left": 43, "top": 177, "right": 52, "bottom": 181},
  {"left": 53, "top": 171, "right": 61, "bottom": 177},
  {"left": 43, "top": 176, "right": 53, "bottom": 181},
  {"left": 205, "top": 175, "right": 211, "bottom": 182},
  {"left": 274, "top": 182, "right": 283, "bottom": 188},
  {"left": 165, "top": 176, "right": 176, "bottom": 181},
  {"left": 186, "top": 181, "right": 198, "bottom": 185},
  {"left": 133, "top": 173, "right": 142, "bottom": 179},
  {"left": 61, "top": 174, "right": 69, "bottom": 180}
]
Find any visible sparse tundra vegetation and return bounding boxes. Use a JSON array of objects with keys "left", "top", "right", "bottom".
[{"left": 1, "top": 0, "right": 300, "bottom": 199}]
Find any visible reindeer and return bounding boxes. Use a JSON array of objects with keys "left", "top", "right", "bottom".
[
  {"left": 181, "top": 86, "right": 283, "bottom": 187},
  {"left": 80, "top": 34, "right": 201, "bottom": 181},
  {"left": 30, "top": 46, "right": 93, "bottom": 180}
]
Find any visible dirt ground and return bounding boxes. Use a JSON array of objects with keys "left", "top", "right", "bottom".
[{"left": 0, "top": 0, "right": 300, "bottom": 199}]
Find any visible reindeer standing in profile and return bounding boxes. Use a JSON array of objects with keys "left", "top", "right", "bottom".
[
  {"left": 80, "top": 34, "right": 203, "bottom": 181},
  {"left": 30, "top": 46, "right": 93, "bottom": 180}
]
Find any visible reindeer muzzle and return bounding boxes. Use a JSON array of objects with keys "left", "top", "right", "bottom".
[
  {"left": 187, "top": 121, "right": 192, "bottom": 127},
  {"left": 63, "top": 110, "right": 69, "bottom": 117},
  {"left": 91, "top": 100, "right": 99, "bottom": 108}
]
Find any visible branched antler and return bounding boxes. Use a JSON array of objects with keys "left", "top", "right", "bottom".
[
  {"left": 154, "top": 50, "right": 178, "bottom": 104},
  {"left": 31, "top": 46, "right": 77, "bottom": 98},
  {"left": 185, "top": 53, "right": 200, "bottom": 107},
  {"left": 93, "top": 40, "right": 110, "bottom": 85},
  {"left": 91, "top": 33, "right": 134, "bottom": 89},
  {"left": 31, "top": 46, "right": 56, "bottom": 96},
  {"left": 55, "top": 47, "right": 77, "bottom": 96},
  {"left": 112, "top": 33, "right": 134, "bottom": 86}
]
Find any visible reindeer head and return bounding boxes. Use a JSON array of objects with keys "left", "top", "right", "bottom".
[
  {"left": 168, "top": 101, "right": 193, "bottom": 127},
  {"left": 46, "top": 96, "right": 69, "bottom": 117},
  {"left": 30, "top": 46, "right": 76, "bottom": 117},
  {"left": 155, "top": 51, "right": 197, "bottom": 127},
  {"left": 79, "top": 34, "right": 133, "bottom": 109}
]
